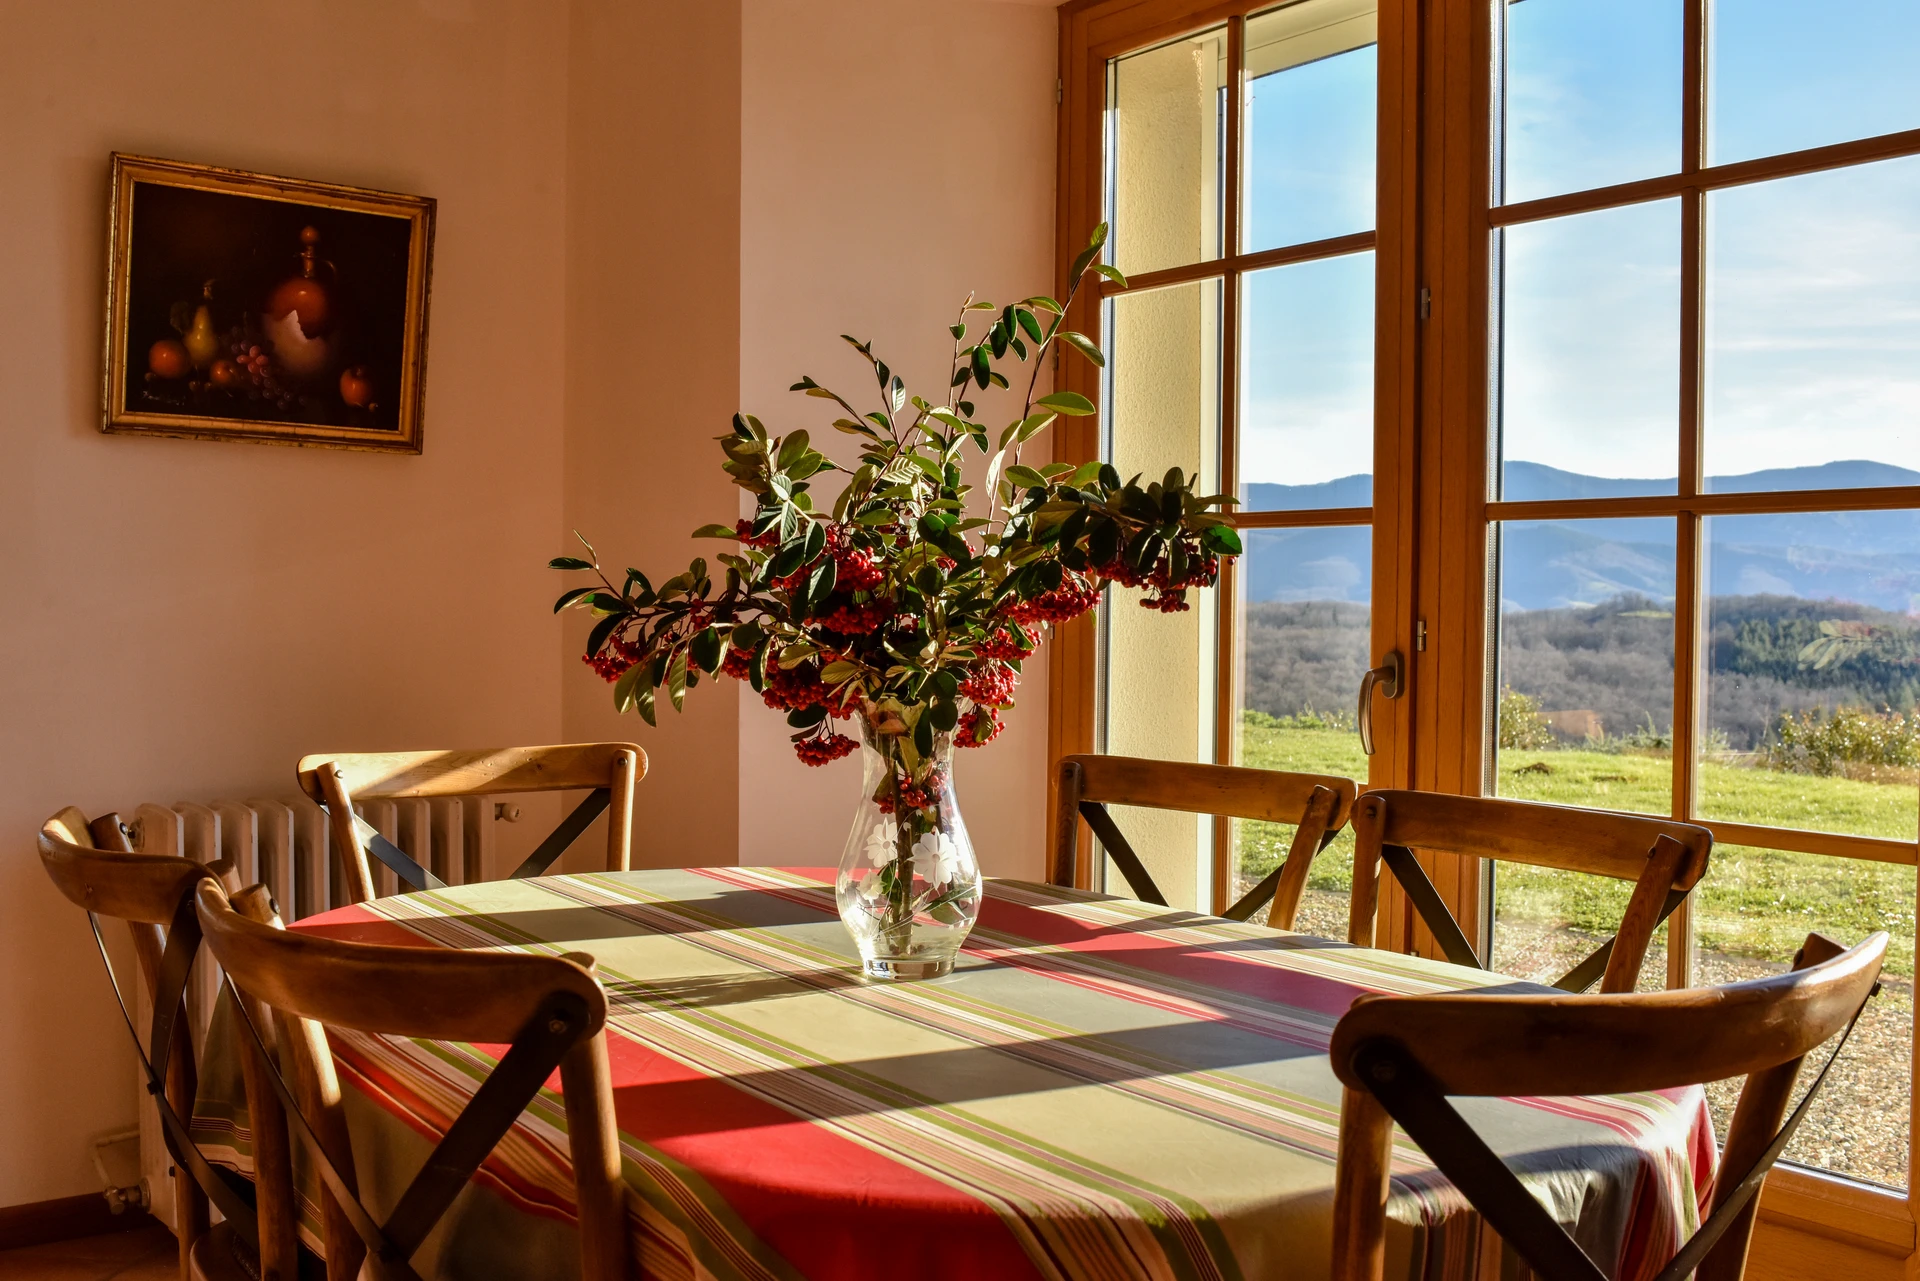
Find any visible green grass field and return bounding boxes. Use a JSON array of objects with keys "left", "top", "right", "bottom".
[{"left": 1235, "top": 722, "right": 1918, "bottom": 976}]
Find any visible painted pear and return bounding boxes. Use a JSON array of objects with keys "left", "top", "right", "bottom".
[{"left": 183, "top": 281, "right": 220, "bottom": 370}]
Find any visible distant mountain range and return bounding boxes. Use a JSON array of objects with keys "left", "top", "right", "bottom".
[{"left": 1240, "top": 460, "right": 1920, "bottom": 613}]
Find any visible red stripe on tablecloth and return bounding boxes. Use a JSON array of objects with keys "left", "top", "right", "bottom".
[
  {"left": 297, "top": 885, "right": 1045, "bottom": 1281},
  {"left": 596, "top": 1007, "right": 1046, "bottom": 1281},
  {"left": 290, "top": 903, "right": 445, "bottom": 947}
]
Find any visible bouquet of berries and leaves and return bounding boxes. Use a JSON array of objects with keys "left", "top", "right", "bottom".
[{"left": 551, "top": 225, "right": 1241, "bottom": 907}]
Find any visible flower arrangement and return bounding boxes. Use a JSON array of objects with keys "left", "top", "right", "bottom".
[{"left": 551, "top": 225, "right": 1240, "bottom": 976}]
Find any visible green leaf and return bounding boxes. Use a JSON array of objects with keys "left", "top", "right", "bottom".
[
  {"left": 1004, "top": 464, "right": 1048, "bottom": 490},
  {"left": 1035, "top": 391, "right": 1096, "bottom": 416},
  {"left": 612, "top": 662, "right": 644, "bottom": 714},
  {"left": 553, "top": 586, "right": 595, "bottom": 613},
  {"left": 549, "top": 556, "right": 594, "bottom": 571},
  {"left": 776, "top": 430, "right": 811, "bottom": 472},
  {"left": 667, "top": 650, "right": 689, "bottom": 712},
  {"left": 1023, "top": 295, "right": 1063, "bottom": 315},
  {"left": 930, "top": 697, "right": 959, "bottom": 731},
  {"left": 1092, "top": 263, "right": 1128, "bottom": 288},
  {"left": 1202, "top": 523, "right": 1244, "bottom": 555},
  {"left": 1014, "top": 308, "right": 1044, "bottom": 343},
  {"left": 690, "top": 626, "right": 723, "bottom": 673},
  {"left": 787, "top": 704, "right": 828, "bottom": 729},
  {"left": 1059, "top": 331, "right": 1105, "bottom": 368},
  {"left": 586, "top": 613, "right": 621, "bottom": 661},
  {"left": 914, "top": 712, "right": 934, "bottom": 757},
  {"left": 635, "top": 684, "right": 657, "bottom": 727},
  {"left": 803, "top": 520, "right": 827, "bottom": 563}
]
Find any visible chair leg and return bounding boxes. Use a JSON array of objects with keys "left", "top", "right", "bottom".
[
  {"left": 561, "top": 1032, "right": 631, "bottom": 1281},
  {"left": 1332, "top": 1086, "right": 1393, "bottom": 1281}
]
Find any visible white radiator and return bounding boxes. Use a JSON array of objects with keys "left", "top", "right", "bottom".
[{"left": 121, "top": 793, "right": 497, "bottom": 1233}]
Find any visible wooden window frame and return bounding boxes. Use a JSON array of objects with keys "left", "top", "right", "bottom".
[{"left": 1054, "top": 0, "right": 1920, "bottom": 1270}]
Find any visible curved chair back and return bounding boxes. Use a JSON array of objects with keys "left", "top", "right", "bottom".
[
  {"left": 1055, "top": 755, "right": 1359, "bottom": 928},
  {"left": 1349, "top": 789, "right": 1714, "bottom": 992},
  {"left": 295, "top": 742, "right": 645, "bottom": 903},
  {"left": 38, "top": 809, "right": 300, "bottom": 1281},
  {"left": 1328, "top": 931, "right": 1888, "bottom": 1281},
  {"left": 196, "top": 880, "right": 629, "bottom": 1281}
]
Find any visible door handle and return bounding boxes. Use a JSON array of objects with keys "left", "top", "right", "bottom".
[{"left": 1357, "top": 651, "right": 1405, "bottom": 757}]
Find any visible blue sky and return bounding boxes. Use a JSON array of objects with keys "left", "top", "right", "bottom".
[{"left": 1238, "top": 0, "right": 1920, "bottom": 495}]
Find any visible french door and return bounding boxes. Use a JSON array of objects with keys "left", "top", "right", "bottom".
[{"left": 1055, "top": 0, "right": 1920, "bottom": 1266}]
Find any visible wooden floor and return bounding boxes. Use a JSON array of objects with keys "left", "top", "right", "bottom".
[{"left": 0, "top": 1224, "right": 176, "bottom": 1279}]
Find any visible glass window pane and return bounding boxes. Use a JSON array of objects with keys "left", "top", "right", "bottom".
[
  {"left": 1692, "top": 850, "right": 1912, "bottom": 1187},
  {"left": 1241, "top": 252, "right": 1374, "bottom": 510},
  {"left": 1699, "top": 511, "right": 1920, "bottom": 843},
  {"left": 1108, "top": 27, "right": 1228, "bottom": 278},
  {"left": 1233, "top": 525, "right": 1371, "bottom": 937},
  {"left": 1492, "top": 870, "right": 1676, "bottom": 992},
  {"left": 1500, "top": 0, "right": 1682, "bottom": 205},
  {"left": 1494, "top": 517, "right": 1679, "bottom": 813},
  {"left": 1498, "top": 201, "right": 1680, "bottom": 500},
  {"left": 1704, "top": 156, "right": 1920, "bottom": 493},
  {"left": 1709, "top": 0, "right": 1920, "bottom": 166},
  {"left": 1099, "top": 280, "right": 1223, "bottom": 910},
  {"left": 1243, "top": 0, "right": 1376, "bottom": 252}
]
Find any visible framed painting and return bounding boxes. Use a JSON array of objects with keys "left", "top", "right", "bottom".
[{"left": 102, "top": 153, "right": 435, "bottom": 452}]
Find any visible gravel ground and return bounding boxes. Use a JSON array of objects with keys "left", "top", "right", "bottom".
[{"left": 1274, "top": 888, "right": 1911, "bottom": 1189}]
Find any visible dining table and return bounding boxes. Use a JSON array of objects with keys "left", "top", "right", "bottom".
[{"left": 190, "top": 866, "right": 1715, "bottom": 1281}]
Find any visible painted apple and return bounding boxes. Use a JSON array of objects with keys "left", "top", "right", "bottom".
[
  {"left": 148, "top": 339, "right": 190, "bottom": 379},
  {"left": 339, "top": 366, "right": 374, "bottom": 408},
  {"left": 209, "top": 358, "right": 240, "bottom": 388}
]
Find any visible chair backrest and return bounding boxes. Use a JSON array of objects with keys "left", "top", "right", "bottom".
[
  {"left": 196, "top": 879, "right": 629, "bottom": 1281},
  {"left": 1327, "top": 931, "right": 1887, "bottom": 1281},
  {"left": 1348, "top": 790, "right": 1713, "bottom": 993},
  {"left": 38, "top": 809, "right": 301, "bottom": 1281},
  {"left": 295, "top": 742, "right": 645, "bottom": 903},
  {"left": 1054, "top": 755, "right": 1360, "bottom": 929}
]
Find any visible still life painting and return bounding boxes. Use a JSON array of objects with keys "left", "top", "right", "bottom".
[{"left": 102, "top": 153, "right": 435, "bottom": 452}]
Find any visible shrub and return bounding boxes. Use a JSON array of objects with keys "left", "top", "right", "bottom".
[
  {"left": 1498, "top": 687, "right": 1555, "bottom": 750},
  {"left": 1243, "top": 706, "right": 1354, "bottom": 732},
  {"left": 1763, "top": 706, "right": 1920, "bottom": 776}
]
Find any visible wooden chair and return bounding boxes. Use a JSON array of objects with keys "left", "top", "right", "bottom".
[
  {"left": 38, "top": 809, "right": 303, "bottom": 1281},
  {"left": 295, "top": 742, "right": 645, "bottom": 904},
  {"left": 1054, "top": 755, "right": 1359, "bottom": 928},
  {"left": 1347, "top": 790, "right": 1713, "bottom": 993},
  {"left": 195, "top": 877, "right": 630, "bottom": 1281},
  {"left": 1330, "top": 930, "right": 1887, "bottom": 1281}
]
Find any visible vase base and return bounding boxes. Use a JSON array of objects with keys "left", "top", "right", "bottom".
[{"left": 861, "top": 955, "right": 956, "bottom": 981}]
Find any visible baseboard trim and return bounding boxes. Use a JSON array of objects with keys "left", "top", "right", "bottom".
[{"left": 0, "top": 1193, "right": 159, "bottom": 1251}]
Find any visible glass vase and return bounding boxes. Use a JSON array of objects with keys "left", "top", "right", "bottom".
[{"left": 834, "top": 712, "right": 982, "bottom": 980}]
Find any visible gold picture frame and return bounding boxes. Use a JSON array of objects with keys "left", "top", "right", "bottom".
[{"left": 102, "top": 153, "right": 435, "bottom": 452}]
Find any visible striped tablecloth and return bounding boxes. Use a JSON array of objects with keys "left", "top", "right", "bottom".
[{"left": 193, "top": 867, "right": 1713, "bottom": 1281}]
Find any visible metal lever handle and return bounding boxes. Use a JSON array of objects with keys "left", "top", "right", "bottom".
[{"left": 1357, "top": 651, "right": 1405, "bottom": 757}]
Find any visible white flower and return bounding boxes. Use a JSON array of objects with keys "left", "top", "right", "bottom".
[
  {"left": 913, "top": 830, "right": 962, "bottom": 887},
  {"left": 863, "top": 824, "right": 896, "bottom": 868}
]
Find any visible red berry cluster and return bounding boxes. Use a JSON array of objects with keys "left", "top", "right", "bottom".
[
  {"left": 720, "top": 643, "right": 759, "bottom": 681},
  {"left": 1094, "top": 539, "right": 1220, "bottom": 612},
  {"left": 831, "top": 538, "right": 886, "bottom": 592},
  {"left": 1000, "top": 570, "right": 1101, "bottom": 626},
  {"left": 584, "top": 636, "right": 643, "bottom": 682},
  {"left": 818, "top": 598, "right": 892, "bottom": 635},
  {"left": 760, "top": 659, "right": 859, "bottom": 716},
  {"left": 874, "top": 768, "right": 945, "bottom": 814},
  {"left": 974, "top": 628, "right": 1037, "bottom": 661},
  {"left": 794, "top": 730, "right": 858, "bottom": 766},
  {"left": 958, "top": 661, "right": 1018, "bottom": 708},
  {"left": 958, "top": 704, "right": 1003, "bottom": 748},
  {"left": 734, "top": 518, "right": 777, "bottom": 549}
]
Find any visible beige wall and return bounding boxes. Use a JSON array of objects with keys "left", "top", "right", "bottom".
[
  {"left": 563, "top": 0, "right": 743, "bottom": 868},
  {"left": 737, "top": 0, "right": 1059, "bottom": 877},
  {"left": 0, "top": 0, "right": 570, "bottom": 1204},
  {"left": 0, "top": 0, "right": 1056, "bottom": 1206}
]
